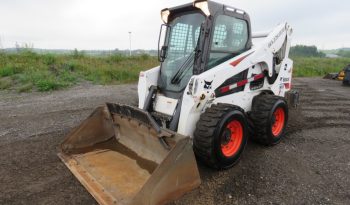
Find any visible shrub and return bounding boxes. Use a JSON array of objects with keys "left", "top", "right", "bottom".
[
  {"left": 0, "top": 66, "right": 16, "bottom": 77},
  {"left": 43, "top": 54, "right": 56, "bottom": 66},
  {"left": 35, "top": 78, "right": 61, "bottom": 91}
]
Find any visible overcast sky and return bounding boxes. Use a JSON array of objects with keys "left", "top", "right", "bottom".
[{"left": 0, "top": 0, "right": 349, "bottom": 50}]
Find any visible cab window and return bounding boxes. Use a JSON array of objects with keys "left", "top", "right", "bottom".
[{"left": 207, "top": 15, "right": 249, "bottom": 70}]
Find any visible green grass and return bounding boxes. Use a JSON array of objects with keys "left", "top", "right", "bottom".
[
  {"left": 0, "top": 77, "right": 12, "bottom": 89},
  {"left": 0, "top": 51, "right": 158, "bottom": 92},
  {"left": 292, "top": 57, "right": 350, "bottom": 77},
  {"left": 1, "top": 51, "right": 349, "bottom": 92}
]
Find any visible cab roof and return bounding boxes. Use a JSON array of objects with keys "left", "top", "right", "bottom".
[{"left": 167, "top": 0, "right": 249, "bottom": 20}]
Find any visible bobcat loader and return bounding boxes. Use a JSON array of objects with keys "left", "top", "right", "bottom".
[{"left": 58, "top": 1, "right": 299, "bottom": 204}]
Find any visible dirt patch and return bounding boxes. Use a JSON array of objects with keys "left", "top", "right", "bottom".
[{"left": 1, "top": 78, "right": 350, "bottom": 205}]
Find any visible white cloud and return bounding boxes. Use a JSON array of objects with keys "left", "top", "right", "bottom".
[{"left": 0, "top": 0, "right": 349, "bottom": 49}]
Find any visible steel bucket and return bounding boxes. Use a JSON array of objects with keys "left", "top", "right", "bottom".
[{"left": 58, "top": 103, "right": 200, "bottom": 205}]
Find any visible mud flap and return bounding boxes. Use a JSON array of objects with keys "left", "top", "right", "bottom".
[
  {"left": 58, "top": 104, "right": 201, "bottom": 205},
  {"left": 285, "top": 90, "right": 301, "bottom": 126},
  {"left": 285, "top": 90, "right": 299, "bottom": 109}
]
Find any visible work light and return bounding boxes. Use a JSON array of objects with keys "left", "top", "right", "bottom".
[
  {"left": 161, "top": 9, "right": 170, "bottom": 23},
  {"left": 193, "top": 0, "right": 210, "bottom": 16}
]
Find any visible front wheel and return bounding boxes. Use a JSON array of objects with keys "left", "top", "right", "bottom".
[{"left": 193, "top": 104, "right": 248, "bottom": 169}]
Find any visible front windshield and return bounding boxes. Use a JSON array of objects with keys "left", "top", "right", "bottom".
[{"left": 159, "top": 12, "right": 205, "bottom": 93}]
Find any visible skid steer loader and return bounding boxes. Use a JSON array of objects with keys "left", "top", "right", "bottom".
[{"left": 58, "top": 1, "right": 299, "bottom": 204}]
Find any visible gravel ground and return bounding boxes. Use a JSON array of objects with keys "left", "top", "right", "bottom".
[{"left": 0, "top": 78, "right": 349, "bottom": 205}]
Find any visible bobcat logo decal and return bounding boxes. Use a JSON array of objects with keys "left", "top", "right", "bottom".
[{"left": 204, "top": 80, "right": 213, "bottom": 89}]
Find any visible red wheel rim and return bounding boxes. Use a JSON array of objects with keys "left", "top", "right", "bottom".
[
  {"left": 221, "top": 120, "right": 243, "bottom": 157},
  {"left": 272, "top": 107, "right": 285, "bottom": 137}
]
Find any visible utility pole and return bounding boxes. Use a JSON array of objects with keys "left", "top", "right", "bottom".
[
  {"left": 0, "top": 35, "right": 3, "bottom": 50},
  {"left": 128, "top": 31, "right": 132, "bottom": 56}
]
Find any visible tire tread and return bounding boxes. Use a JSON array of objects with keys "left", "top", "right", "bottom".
[
  {"left": 250, "top": 94, "right": 287, "bottom": 145},
  {"left": 193, "top": 103, "right": 245, "bottom": 169}
]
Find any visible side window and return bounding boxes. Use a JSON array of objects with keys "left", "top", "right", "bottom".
[{"left": 207, "top": 15, "right": 249, "bottom": 70}]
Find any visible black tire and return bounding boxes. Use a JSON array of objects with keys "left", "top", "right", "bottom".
[
  {"left": 250, "top": 94, "right": 288, "bottom": 146},
  {"left": 193, "top": 104, "right": 248, "bottom": 169}
]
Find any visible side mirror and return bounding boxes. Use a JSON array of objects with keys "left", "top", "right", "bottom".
[
  {"left": 158, "top": 24, "right": 171, "bottom": 62},
  {"left": 159, "top": 46, "right": 168, "bottom": 62}
]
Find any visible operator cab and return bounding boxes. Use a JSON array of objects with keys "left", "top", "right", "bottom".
[{"left": 158, "top": 0, "right": 252, "bottom": 98}]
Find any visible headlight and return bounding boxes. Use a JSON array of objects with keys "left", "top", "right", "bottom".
[
  {"left": 188, "top": 78, "right": 195, "bottom": 95},
  {"left": 188, "top": 78, "right": 199, "bottom": 96},
  {"left": 193, "top": 79, "right": 199, "bottom": 95}
]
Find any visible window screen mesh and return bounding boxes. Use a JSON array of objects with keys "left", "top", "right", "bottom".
[
  {"left": 169, "top": 23, "right": 189, "bottom": 52},
  {"left": 232, "top": 22, "right": 245, "bottom": 47},
  {"left": 211, "top": 15, "right": 248, "bottom": 52},
  {"left": 207, "top": 15, "right": 249, "bottom": 70},
  {"left": 169, "top": 24, "right": 201, "bottom": 59},
  {"left": 212, "top": 25, "right": 227, "bottom": 49}
]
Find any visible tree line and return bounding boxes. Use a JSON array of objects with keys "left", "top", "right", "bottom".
[{"left": 290, "top": 45, "right": 325, "bottom": 58}]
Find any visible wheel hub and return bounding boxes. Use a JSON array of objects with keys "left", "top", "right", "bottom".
[
  {"left": 271, "top": 107, "right": 285, "bottom": 137},
  {"left": 222, "top": 129, "right": 231, "bottom": 145},
  {"left": 221, "top": 120, "right": 243, "bottom": 157}
]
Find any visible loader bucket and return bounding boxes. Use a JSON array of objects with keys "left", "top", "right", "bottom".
[{"left": 58, "top": 103, "right": 201, "bottom": 205}]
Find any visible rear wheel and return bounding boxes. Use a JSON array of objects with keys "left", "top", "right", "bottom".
[
  {"left": 250, "top": 94, "right": 288, "bottom": 145},
  {"left": 193, "top": 104, "right": 248, "bottom": 169}
]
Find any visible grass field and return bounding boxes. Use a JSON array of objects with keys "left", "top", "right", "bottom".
[
  {"left": 292, "top": 57, "right": 350, "bottom": 77},
  {"left": 0, "top": 51, "right": 158, "bottom": 92},
  {"left": 0, "top": 51, "right": 349, "bottom": 92}
]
